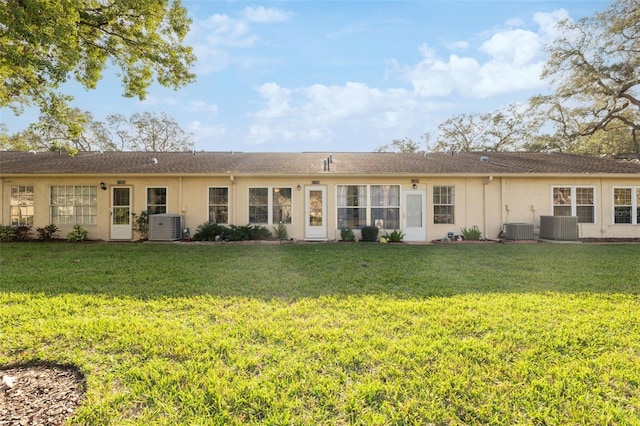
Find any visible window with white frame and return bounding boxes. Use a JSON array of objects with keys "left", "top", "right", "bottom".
[
  {"left": 552, "top": 186, "right": 595, "bottom": 223},
  {"left": 370, "top": 185, "right": 400, "bottom": 229},
  {"left": 248, "top": 187, "right": 292, "bottom": 224},
  {"left": 147, "top": 187, "right": 167, "bottom": 215},
  {"left": 50, "top": 186, "right": 97, "bottom": 225},
  {"left": 337, "top": 185, "right": 367, "bottom": 228},
  {"left": 10, "top": 185, "right": 34, "bottom": 226},
  {"left": 433, "top": 186, "right": 455, "bottom": 224},
  {"left": 336, "top": 184, "right": 401, "bottom": 229},
  {"left": 272, "top": 187, "right": 292, "bottom": 224},
  {"left": 613, "top": 187, "right": 640, "bottom": 224},
  {"left": 209, "top": 187, "right": 229, "bottom": 223}
]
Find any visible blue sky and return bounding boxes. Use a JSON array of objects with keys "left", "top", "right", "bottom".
[{"left": 1, "top": 0, "right": 610, "bottom": 152}]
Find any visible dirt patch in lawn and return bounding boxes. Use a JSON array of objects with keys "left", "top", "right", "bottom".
[{"left": 1, "top": 363, "right": 85, "bottom": 426}]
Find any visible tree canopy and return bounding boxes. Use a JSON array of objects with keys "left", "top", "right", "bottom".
[
  {"left": 530, "top": 0, "right": 640, "bottom": 154},
  {"left": 0, "top": 110, "right": 194, "bottom": 153},
  {"left": 434, "top": 104, "right": 536, "bottom": 152},
  {"left": 0, "top": 0, "right": 196, "bottom": 137}
]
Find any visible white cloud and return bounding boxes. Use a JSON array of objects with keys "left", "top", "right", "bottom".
[
  {"left": 252, "top": 83, "right": 293, "bottom": 118},
  {"left": 396, "top": 10, "right": 569, "bottom": 99},
  {"left": 243, "top": 6, "right": 291, "bottom": 23},
  {"left": 189, "top": 101, "right": 219, "bottom": 118},
  {"left": 196, "top": 14, "right": 257, "bottom": 48},
  {"left": 247, "top": 81, "right": 435, "bottom": 147},
  {"left": 189, "top": 121, "right": 228, "bottom": 150},
  {"left": 479, "top": 29, "right": 541, "bottom": 65},
  {"left": 447, "top": 40, "right": 470, "bottom": 52}
]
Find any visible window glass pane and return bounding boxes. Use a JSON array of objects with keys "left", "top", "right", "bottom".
[
  {"left": 637, "top": 188, "right": 640, "bottom": 224},
  {"left": 434, "top": 206, "right": 454, "bottom": 224},
  {"left": 50, "top": 186, "right": 97, "bottom": 225},
  {"left": 249, "top": 188, "right": 268, "bottom": 223},
  {"left": 371, "top": 207, "right": 399, "bottom": 229},
  {"left": 576, "top": 206, "right": 594, "bottom": 223},
  {"left": 553, "top": 187, "right": 571, "bottom": 205},
  {"left": 147, "top": 187, "right": 167, "bottom": 215},
  {"left": 370, "top": 185, "right": 399, "bottom": 229},
  {"left": 575, "top": 187, "right": 593, "bottom": 205},
  {"left": 338, "top": 185, "right": 366, "bottom": 207},
  {"left": 433, "top": 186, "right": 454, "bottom": 224},
  {"left": 209, "top": 187, "right": 229, "bottom": 223},
  {"left": 338, "top": 208, "right": 366, "bottom": 229},
  {"left": 614, "top": 188, "right": 632, "bottom": 224},
  {"left": 273, "top": 188, "right": 292, "bottom": 224},
  {"left": 10, "top": 186, "right": 34, "bottom": 226},
  {"left": 553, "top": 206, "right": 572, "bottom": 216},
  {"left": 614, "top": 206, "right": 632, "bottom": 224}
]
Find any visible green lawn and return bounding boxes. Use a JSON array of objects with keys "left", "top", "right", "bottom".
[{"left": 1, "top": 242, "right": 639, "bottom": 425}]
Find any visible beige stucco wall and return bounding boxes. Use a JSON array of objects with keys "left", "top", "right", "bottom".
[{"left": 2, "top": 174, "right": 639, "bottom": 241}]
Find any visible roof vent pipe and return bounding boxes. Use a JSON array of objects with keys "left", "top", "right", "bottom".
[{"left": 323, "top": 159, "right": 328, "bottom": 171}]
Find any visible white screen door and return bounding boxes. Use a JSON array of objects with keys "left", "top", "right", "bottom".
[
  {"left": 111, "top": 187, "right": 132, "bottom": 240},
  {"left": 305, "top": 186, "right": 327, "bottom": 240},
  {"left": 403, "top": 190, "right": 426, "bottom": 242}
]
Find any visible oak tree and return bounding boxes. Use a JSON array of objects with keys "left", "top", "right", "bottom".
[
  {"left": 531, "top": 0, "right": 640, "bottom": 154},
  {"left": 434, "top": 104, "right": 533, "bottom": 152},
  {"left": 0, "top": 0, "right": 196, "bottom": 138}
]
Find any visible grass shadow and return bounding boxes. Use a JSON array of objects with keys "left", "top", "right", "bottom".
[{"left": 0, "top": 242, "right": 639, "bottom": 299}]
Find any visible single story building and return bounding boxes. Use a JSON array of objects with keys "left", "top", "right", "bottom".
[{"left": 1, "top": 150, "right": 639, "bottom": 242}]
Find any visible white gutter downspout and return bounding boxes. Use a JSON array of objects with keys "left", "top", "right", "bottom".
[{"left": 483, "top": 176, "right": 494, "bottom": 238}]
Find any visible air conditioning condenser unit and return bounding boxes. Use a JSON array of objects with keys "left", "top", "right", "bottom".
[
  {"left": 539, "top": 216, "right": 578, "bottom": 241},
  {"left": 148, "top": 214, "right": 184, "bottom": 241},
  {"left": 505, "top": 223, "right": 534, "bottom": 240}
]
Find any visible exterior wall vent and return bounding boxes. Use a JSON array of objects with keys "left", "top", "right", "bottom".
[
  {"left": 148, "top": 214, "right": 184, "bottom": 241},
  {"left": 539, "top": 216, "right": 578, "bottom": 241},
  {"left": 505, "top": 223, "right": 534, "bottom": 240}
]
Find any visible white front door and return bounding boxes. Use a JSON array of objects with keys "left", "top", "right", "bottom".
[
  {"left": 111, "top": 187, "right": 132, "bottom": 240},
  {"left": 305, "top": 185, "right": 327, "bottom": 240},
  {"left": 403, "top": 190, "right": 426, "bottom": 242}
]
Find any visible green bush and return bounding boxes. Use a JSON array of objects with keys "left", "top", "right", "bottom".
[
  {"left": 340, "top": 227, "right": 355, "bottom": 242},
  {"left": 36, "top": 224, "right": 59, "bottom": 240},
  {"left": 383, "top": 230, "right": 405, "bottom": 243},
  {"left": 360, "top": 225, "right": 379, "bottom": 242},
  {"left": 13, "top": 225, "right": 32, "bottom": 240},
  {"left": 249, "top": 225, "right": 272, "bottom": 241},
  {"left": 461, "top": 225, "right": 482, "bottom": 240},
  {"left": 273, "top": 223, "right": 289, "bottom": 241},
  {"left": 193, "top": 222, "right": 227, "bottom": 241},
  {"left": 0, "top": 225, "right": 15, "bottom": 241},
  {"left": 225, "top": 224, "right": 252, "bottom": 241},
  {"left": 67, "top": 224, "right": 88, "bottom": 242},
  {"left": 133, "top": 210, "right": 149, "bottom": 240}
]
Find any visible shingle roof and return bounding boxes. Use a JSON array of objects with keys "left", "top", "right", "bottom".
[{"left": 1, "top": 151, "right": 640, "bottom": 176}]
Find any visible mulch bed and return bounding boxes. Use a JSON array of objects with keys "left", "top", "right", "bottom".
[{"left": 0, "top": 364, "right": 85, "bottom": 426}]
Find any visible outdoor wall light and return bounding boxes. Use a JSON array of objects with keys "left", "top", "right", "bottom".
[
  {"left": 412, "top": 183, "right": 418, "bottom": 190},
  {"left": 297, "top": 184, "right": 301, "bottom": 191},
  {"left": 100, "top": 182, "right": 107, "bottom": 191}
]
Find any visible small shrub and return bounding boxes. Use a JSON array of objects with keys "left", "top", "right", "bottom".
[
  {"left": 13, "top": 225, "right": 32, "bottom": 240},
  {"left": 67, "top": 224, "right": 88, "bottom": 242},
  {"left": 0, "top": 225, "right": 14, "bottom": 241},
  {"left": 383, "top": 230, "right": 405, "bottom": 243},
  {"left": 36, "top": 224, "right": 59, "bottom": 240},
  {"left": 226, "top": 224, "right": 252, "bottom": 241},
  {"left": 461, "top": 225, "right": 482, "bottom": 241},
  {"left": 133, "top": 210, "right": 149, "bottom": 240},
  {"left": 273, "top": 223, "right": 289, "bottom": 241},
  {"left": 340, "top": 227, "right": 355, "bottom": 242},
  {"left": 361, "top": 225, "right": 379, "bottom": 242},
  {"left": 193, "top": 222, "right": 227, "bottom": 241},
  {"left": 249, "top": 225, "right": 271, "bottom": 241}
]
